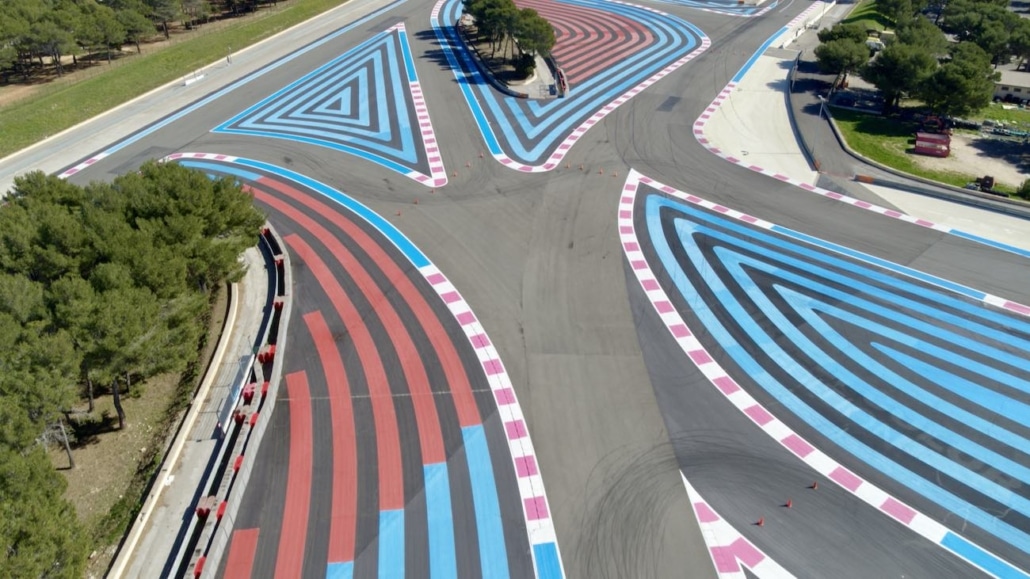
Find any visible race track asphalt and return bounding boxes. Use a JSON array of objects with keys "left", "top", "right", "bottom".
[{"left": 49, "top": 0, "right": 1030, "bottom": 576}]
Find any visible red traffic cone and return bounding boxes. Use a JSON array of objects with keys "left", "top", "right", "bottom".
[
  {"left": 810, "top": 481, "right": 819, "bottom": 490},
  {"left": 756, "top": 516, "right": 765, "bottom": 527},
  {"left": 784, "top": 499, "right": 793, "bottom": 509}
]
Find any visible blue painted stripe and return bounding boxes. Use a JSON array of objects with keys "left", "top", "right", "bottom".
[
  {"left": 698, "top": 231, "right": 1030, "bottom": 377},
  {"left": 533, "top": 542, "right": 563, "bottom": 579},
  {"left": 215, "top": 31, "right": 390, "bottom": 132},
  {"left": 942, "top": 532, "right": 1030, "bottom": 579},
  {"left": 462, "top": 425, "right": 509, "bottom": 579},
  {"left": 397, "top": 25, "right": 419, "bottom": 83},
  {"left": 230, "top": 157, "right": 430, "bottom": 267},
  {"left": 875, "top": 346, "right": 1030, "bottom": 426},
  {"left": 713, "top": 239, "right": 1030, "bottom": 429},
  {"left": 644, "top": 195, "right": 1030, "bottom": 556},
  {"left": 771, "top": 225, "right": 988, "bottom": 301},
  {"left": 433, "top": 0, "right": 702, "bottom": 161},
  {"left": 99, "top": 0, "right": 407, "bottom": 156},
  {"left": 424, "top": 463, "right": 458, "bottom": 579},
  {"left": 950, "top": 229, "right": 1030, "bottom": 261},
  {"left": 717, "top": 248, "right": 1030, "bottom": 459},
  {"left": 431, "top": 5, "right": 502, "bottom": 155},
  {"left": 214, "top": 128, "right": 415, "bottom": 173},
  {"left": 709, "top": 241, "right": 1030, "bottom": 516},
  {"left": 660, "top": 198, "right": 1030, "bottom": 335},
  {"left": 177, "top": 160, "right": 261, "bottom": 182},
  {"left": 326, "top": 561, "right": 354, "bottom": 579},
  {"left": 378, "top": 509, "right": 405, "bottom": 579},
  {"left": 731, "top": 25, "right": 787, "bottom": 83},
  {"left": 216, "top": 31, "right": 420, "bottom": 168}
]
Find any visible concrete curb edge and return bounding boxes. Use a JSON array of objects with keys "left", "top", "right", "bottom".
[{"left": 106, "top": 279, "right": 241, "bottom": 579}]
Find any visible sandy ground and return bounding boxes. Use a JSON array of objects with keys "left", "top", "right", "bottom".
[
  {"left": 52, "top": 285, "right": 228, "bottom": 578},
  {"left": 909, "top": 132, "right": 1030, "bottom": 189}
]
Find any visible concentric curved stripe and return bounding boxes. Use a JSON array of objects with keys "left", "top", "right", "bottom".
[
  {"left": 431, "top": 0, "right": 708, "bottom": 169},
  {"left": 618, "top": 171, "right": 1030, "bottom": 578},
  {"left": 516, "top": 0, "right": 655, "bottom": 85},
  {"left": 171, "top": 153, "right": 564, "bottom": 578}
]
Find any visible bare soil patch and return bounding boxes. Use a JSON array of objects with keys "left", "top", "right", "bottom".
[
  {"left": 908, "top": 133, "right": 1030, "bottom": 190},
  {"left": 50, "top": 284, "right": 229, "bottom": 578}
]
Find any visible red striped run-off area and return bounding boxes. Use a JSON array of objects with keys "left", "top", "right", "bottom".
[{"left": 515, "top": 0, "right": 654, "bottom": 85}]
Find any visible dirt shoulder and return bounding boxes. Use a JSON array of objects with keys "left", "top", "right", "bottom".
[
  {"left": 53, "top": 284, "right": 229, "bottom": 578},
  {"left": 908, "top": 132, "right": 1029, "bottom": 190}
]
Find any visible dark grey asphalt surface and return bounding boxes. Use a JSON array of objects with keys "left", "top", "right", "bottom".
[
  {"left": 215, "top": 171, "right": 535, "bottom": 577},
  {"left": 54, "top": 0, "right": 1030, "bottom": 576},
  {"left": 634, "top": 186, "right": 1030, "bottom": 576},
  {"left": 627, "top": 259, "right": 988, "bottom": 579}
]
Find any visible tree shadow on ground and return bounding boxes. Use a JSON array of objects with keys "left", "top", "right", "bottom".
[
  {"left": 67, "top": 410, "right": 119, "bottom": 448},
  {"left": 414, "top": 28, "right": 459, "bottom": 75},
  {"left": 412, "top": 27, "right": 527, "bottom": 91},
  {"left": 967, "top": 138, "right": 1030, "bottom": 175}
]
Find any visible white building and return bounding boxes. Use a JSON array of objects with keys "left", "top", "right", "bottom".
[{"left": 994, "top": 69, "right": 1030, "bottom": 101}]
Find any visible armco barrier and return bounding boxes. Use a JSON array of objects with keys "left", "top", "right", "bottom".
[
  {"left": 778, "top": 1, "right": 832, "bottom": 49},
  {"left": 106, "top": 274, "right": 241, "bottom": 579},
  {"left": 786, "top": 52, "right": 820, "bottom": 171},
  {"left": 164, "top": 225, "right": 285, "bottom": 578},
  {"left": 184, "top": 224, "right": 292, "bottom": 579}
]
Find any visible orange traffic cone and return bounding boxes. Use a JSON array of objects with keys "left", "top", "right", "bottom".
[{"left": 756, "top": 517, "right": 765, "bottom": 527}]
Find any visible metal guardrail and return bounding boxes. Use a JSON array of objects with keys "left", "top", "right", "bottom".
[
  {"left": 163, "top": 224, "right": 292, "bottom": 578},
  {"left": 782, "top": 13, "right": 1030, "bottom": 221},
  {"left": 106, "top": 267, "right": 242, "bottom": 579}
]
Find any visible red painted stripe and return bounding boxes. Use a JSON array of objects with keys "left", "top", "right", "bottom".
[
  {"left": 264, "top": 195, "right": 445, "bottom": 467},
  {"left": 274, "top": 372, "right": 313, "bottom": 578},
  {"left": 303, "top": 311, "right": 357, "bottom": 564},
  {"left": 223, "top": 528, "right": 260, "bottom": 579},
  {"left": 282, "top": 234, "right": 405, "bottom": 511},
  {"left": 516, "top": 0, "right": 653, "bottom": 83},
  {"left": 254, "top": 179, "right": 482, "bottom": 428}
]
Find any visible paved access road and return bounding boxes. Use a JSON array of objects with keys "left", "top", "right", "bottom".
[{"left": 28, "top": 0, "right": 1030, "bottom": 576}]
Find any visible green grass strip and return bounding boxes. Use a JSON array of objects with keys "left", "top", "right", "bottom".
[
  {"left": 0, "top": 0, "right": 350, "bottom": 160},
  {"left": 974, "top": 103, "right": 1030, "bottom": 127},
  {"left": 840, "top": 0, "right": 892, "bottom": 32},
  {"left": 829, "top": 107, "right": 1018, "bottom": 194}
]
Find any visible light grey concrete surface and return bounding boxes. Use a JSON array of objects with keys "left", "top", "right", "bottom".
[
  {"left": 701, "top": 48, "right": 818, "bottom": 185},
  {"left": 0, "top": 0, "right": 400, "bottom": 195},
  {"left": 121, "top": 248, "right": 270, "bottom": 579},
  {"left": 701, "top": 0, "right": 1030, "bottom": 255}
]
